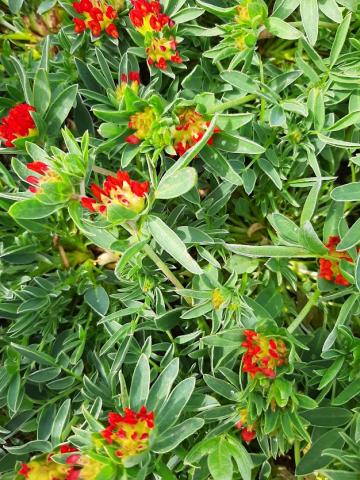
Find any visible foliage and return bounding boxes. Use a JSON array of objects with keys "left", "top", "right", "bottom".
[{"left": 1, "top": 0, "right": 360, "bottom": 479}]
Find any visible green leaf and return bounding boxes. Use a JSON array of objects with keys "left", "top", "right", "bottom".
[
  {"left": 337, "top": 218, "right": 360, "bottom": 250},
  {"left": 114, "top": 240, "right": 148, "bottom": 277},
  {"left": 268, "top": 213, "right": 300, "bottom": 245},
  {"left": 331, "top": 182, "right": 360, "bottom": 201},
  {"left": 84, "top": 286, "right": 109, "bottom": 316},
  {"left": 6, "top": 440, "right": 52, "bottom": 454},
  {"left": 265, "top": 17, "right": 303, "bottom": 40},
  {"left": 318, "top": 133, "right": 360, "bottom": 148},
  {"left": 156, "top": 167, "right": 198, "bottom": 199},
  {"left": 33, "top": 69, "right": 51, "bottom": 114},
  {"left": 172, "top": 7, "right": 204, "bottom": 23},
  {"left": 152, "top": 418, "right": 204, "bottom": 453},
  {"left": 10, "top": 343, "right": 56, "bottom": 366},
  {"left": 51, "top": 399, "right": 71, "bottom": 446},
  {"left": 300, "top": 0, "right": 319, "bottom": 45},
  {"left": 203, "top": 374, "right": 240, "bottom": 401},
  {"left": 147, "top": 358, "right": 179, "bottom": 411},
  {"left": 355, "top": 256, "right": 360, "bottom": 291},
  {"left": 45, "top": 85, "right": 78, "bottom": 135},
  {"left": 129, "top": 354, "right": 150, "bottom": 411},
  {"left": 213, "top": 133, "right": 265, "bottom": 155},
  {"left": 8, "top": 0, "right": 24, "bottom": 13},
  {"left": 323, "top": 294, "right": 358, "bottom": 351},
  {"left": 296, "top": 430, "right": 345, "bottom": 475},
  {"left": 208, "top": 438, "right": 233, "bottom": 480},
  {"left": 226, "top": 244, "right": 313, "bottom": 258},
  {"left": 327, "top": 111, "right": 360, "bottom": 132},
  {"left": 156, "top": 377, "right": 195, "bottom": 429},
  {"left": 220, "top": 71, "right": 259, "bottom": 93},
  {"left": 147, "top": 216, "right": 203, "bottom": 275},
  {"left": 329, "top": 13, "right": 352, "bottom": 67},
  {"left": 299, "top": 221, "right": 327, "bottom": 255},
  {"left": 258, "top": 158, "right": 282, "bottom": 190},
  {"left": 332, "top": 378, "right": 360, "bottom": 406},
  {"left": 10, "top": 56, "right": 33, "bottom": 104},
  {"left": 301, "top": 407, "right": 352, "bottom": 427}
]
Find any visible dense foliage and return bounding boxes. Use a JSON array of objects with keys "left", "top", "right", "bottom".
[{"left": 1, "top": 0, "right": 360, "bottom": 479}]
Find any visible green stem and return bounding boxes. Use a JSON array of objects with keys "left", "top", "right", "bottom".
[
  {"left": 294, "top": 440, "right": 301, "bottom": 466},
  {"left": 287, "top": 290, "right": 321, "bottom": 334},
  {"left": 142, "top": 244, "right": 192, "bottom": 305},
  {"left": 207, "top": 94, "right": 257, "bottom": 114},
  {"left": 93, "top": 165, "right": 116, "bottom": 176}
]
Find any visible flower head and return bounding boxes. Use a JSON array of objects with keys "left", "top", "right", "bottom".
[
  {"left": 129, "top": 0, "right": 172, "bottom": 35},
  {"left": 18, "top": 457, "right": 71, "bottom": 480},
  {"left": 241, "top": 330, "right": 287, "bottom": 379},
  {"left": 172, "top": 108, "right": 220, "bottom": 156},
  {"left": 0, "top": 104, "right": 36, "bottom": 147},
  {"left": 129, "top": 0, "right": 181, "bottom": 69},
  {"left": 72, "top": 0, "right": 119, "bottom": 38},
  {"left": 100, "top": 406, "right": 154, "bottom": 459},
  {"left": 235, "top": 409, "right": 256, "bottom": 442},
  {"left": 115, "top": 71, "right": 140, "bottom": 101},
  {"left": 81, "top": 170, "right": 149, "bottom": 217},
  {"left": 25, "top": 161, "right": 61, "bottom": 194},
  {"left": 126, "top": 106, "right": 157, "bottom": 144},
  {"left": 146, "top": 36, "right": 182, "bottom": 70},
  {"left": 319, "top": 236, "right": 352, "bottom": 286}
]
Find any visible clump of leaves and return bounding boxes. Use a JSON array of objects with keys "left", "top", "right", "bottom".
[{"left": 1, "top": 1, "right": 360, "bottom": 479}]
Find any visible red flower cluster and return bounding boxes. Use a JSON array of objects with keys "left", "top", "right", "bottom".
[
  {"left": 0, "top": 104, "right": 36, "bottom": 147},
  {"left": 72, "top": 0, "right": 119, "bottom": 38},
  {"left": 100, "top": 406, "right": 155, "bottom": 458},
  {"left": 129, "top": 0, "right": 182, "bottom": 69},
  {"left": 235, "top": 409, "right": 256, "bottom": 442},
  {"left": 115, "top": 71, "right": 140, "bottom": 101},
  {"left": 19, "top": 444, "right": 79, "bottom": 480},
  {"left": 26, "top": 161, "right": 51, "bottom": 193},
  {"left": 129, "top": 0, "right": 173, "bottom": 33},
  {"left": 173, "top": 108, "right": 220, "bottom": 156},
  {"left": 81, "top": 170, "right": 149, "bottom": 216},
  {"left": 125, "top": 106, "right": 156, "bottom": 145},
  {"left": 241, "top": 330, "right": 287, "bottom": 379},
  {"left": 319, "top": 236, "right": 353, "bottom": 286}
]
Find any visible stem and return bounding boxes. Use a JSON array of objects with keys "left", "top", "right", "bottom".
[
  {"left": 142, "top": 244, "right": 192, "bottom": 305},
  {"left": 294, "top": 440, "right": 301, "bottom": 466},
  {"left": 93, "top": 165, "right": 117, "bottom": 176},
  {"left": 207, "top": 94, "right": 257, "bottom": 114},
  {"left": 287, "top": 290, "right": 321, "bottom": 334}
]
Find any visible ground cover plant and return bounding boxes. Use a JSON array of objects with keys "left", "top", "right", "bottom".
[{"left": 1, "top": 0, "right": 360, "bottom": 479}]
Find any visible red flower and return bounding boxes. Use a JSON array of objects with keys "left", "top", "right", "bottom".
[
  {"left": 125, "top": 134, "right": 141, "bottom": 144},
  {"left": 241, "top": 428, "right": 256, "bottom": 443},
  {"left": 319, "top": 236, "right": 353, "bottom": 286},
  {"left": 156, "top": 57, "right": 167, "bottom": 69},
  {"left": 129, "top": 71, "right": 140, "bottom": 83},
  {"left": 72, "top": 0, "right": 120, "bottom": 38},
  {"left": 60, "top": 444, "right": 78, "bottom": 453},
  {"left": 100, "top": 406, "right": 154, "bottom": 458},
  {"left": 27, "top": 161, "right": 49, "bottom": 175},
  {"left": 88, "top": 19, "right": 102, "bottom": 36},
  {"left": 81, "top": 170, "right": 149, "bottom": 216},
  {"left": 66, "top": 469, "right": 81, "bottom": 480},
  {"left": 73, "top": 17, "right": 86, "bottom": 32},
  {"left": 173, "top": 109, "right": 220, "bottom": 156},
  {"left": 105, "top": 23, "right": 119, "bottom": 38},
  {"left": 241, "top": 330, "right": 287, "bottom": 379},
  {"left": 106, "top": 5, "right": 117, "bottom": 19},
  {"left": 0, "top": 104, "right": 36, "bottom": 147},
  {"left": 129, "top": 9, "right": 144, "bottom": 27},
  {"left": 18, "top": 463, "right": 31, "bottom": 477},
  {"left": 129, "top": 0, "right": 172, "bottom": 33}
]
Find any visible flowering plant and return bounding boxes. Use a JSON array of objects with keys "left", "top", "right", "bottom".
[{"left": 1, "top": 1, "right": 360, "bottom": 480}]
